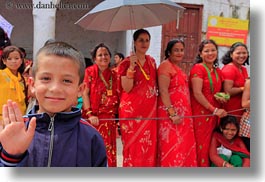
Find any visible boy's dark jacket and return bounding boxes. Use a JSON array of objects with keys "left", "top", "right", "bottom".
[{"left": 0, "top": 106, "right": 107, "bottom": 167}]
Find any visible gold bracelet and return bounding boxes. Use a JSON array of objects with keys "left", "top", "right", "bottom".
[
  {"left": 166, "top": 106, "right": 176, "bottom": 117},
  {"left": 126, "top": 68, "right": 136, "bottom": 79}
]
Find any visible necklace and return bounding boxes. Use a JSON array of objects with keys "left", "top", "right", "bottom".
[
  {"left": 203, "top": 63, "right": 218, "bottom": 93},
  {"left": 136, "top": 60, "right": 150, "bottom": 80},
  {"left": 99, "top": 70, "right": 113, "bottom": 96}
]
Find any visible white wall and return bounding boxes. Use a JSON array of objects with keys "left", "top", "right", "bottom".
[
  {"left": 125, "top": 26, "right": 162, "bottom": 66},
  {"left": 1, "top": 0, "right": 250, "bottom": 73}
]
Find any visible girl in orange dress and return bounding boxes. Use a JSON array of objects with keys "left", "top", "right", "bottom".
[{"left": 0, "top": 46, "right": 26, "bottom": 121}]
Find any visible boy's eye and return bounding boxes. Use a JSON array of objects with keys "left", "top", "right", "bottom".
[
  {"left": 63, "top": 79, "right": 72, "bottom": 84},
  {"left": 40, "top": 77, "right": 51, "bottom": 81}
]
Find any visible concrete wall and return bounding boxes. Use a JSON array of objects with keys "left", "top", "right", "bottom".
[
  {"left": 0, "top": 0, "right": 250, "bottom": 70},
  {"left": 0, "top": 0, "right": 33, "bottom": 58},
  {"left": 0, "top": 0, "right": 125, "bottom": 65}
]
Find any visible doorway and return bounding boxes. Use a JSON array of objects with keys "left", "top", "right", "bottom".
[{"left": 161, "top": 3, "right": 203, "bottom": 75}]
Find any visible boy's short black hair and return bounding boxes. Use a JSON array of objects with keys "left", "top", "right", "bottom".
[{"left": 32, "top": 42, "right": 86, "bottom": 84}]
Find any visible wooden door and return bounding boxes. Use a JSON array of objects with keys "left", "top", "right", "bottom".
[{"left": 161, "top": 4, "right": 203, "bottom": 75}]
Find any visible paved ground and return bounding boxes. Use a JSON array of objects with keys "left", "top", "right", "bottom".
[{"left": 116, "top": 137, "right": 123, "bottom": 167}]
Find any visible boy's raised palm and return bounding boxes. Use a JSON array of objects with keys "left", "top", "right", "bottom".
[{"left": 0, "top": 100, "right": 36, "bottom": 156}]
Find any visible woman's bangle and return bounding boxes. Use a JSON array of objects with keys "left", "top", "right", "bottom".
[
  {"left": 166, "top": 105, "right": 176, "bottom": 117},
  {"left": 82, "top": 108, "right": 93, "bottom": 118},
  {"left": 222, "top": 161, "right": 228, "bottom": 167},
  {"left": 213, "top": 108, "right": 218, "bottom": 115},
  {"left": 165, "top": 105, "right": 173, "bottom": 110},
  {"left": 126, "top": 68, "right": 136, "bottom": 79}
]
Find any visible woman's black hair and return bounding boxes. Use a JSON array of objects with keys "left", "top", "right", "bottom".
[
  {"left": 164, "top": 38, "right": 185, "bottom": 59},
  {"left": 90, "top": 43, "right": 112, "bottom": 60},
  {"left": 221, "top": 42, "right": 249, "bottom": 65},
  {"left": 114, "top": 52, "right": 125, "bottom": 60},
  {"left": 0, "top": 27, "right": 11, "bottom": 49},
  {"left": 194, "top": 39, "right": 219, "bottom": 67},
  {"left": 133, "top": 29, "right": 151, "bottom": 41}
]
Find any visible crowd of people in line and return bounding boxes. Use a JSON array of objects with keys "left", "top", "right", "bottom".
[{"left": 0, "top": 27, "right": 250, "bottom": 167}]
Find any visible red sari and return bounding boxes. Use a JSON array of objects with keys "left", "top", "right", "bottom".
[
  {"left": 83, "top": 64, "right": 119, "bottom": 167},
  {"left": 209, "top": 132, "right": 250, "bottom": 167},
  {"left": 157, "top": 60, "right": 197, "bottom": 167},
  {"left": 189, "top": 64, "right": 223, "bottom": 167},
  {"left": 118, "top": 55, "right": 157, "bottom": 167},
  {"left": 222, "top": 63, "right": 249, "bottom": 121}
]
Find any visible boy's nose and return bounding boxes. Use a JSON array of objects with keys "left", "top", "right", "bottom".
[{"left": 49, "top": 82, "right": 62, "bottom": 91}]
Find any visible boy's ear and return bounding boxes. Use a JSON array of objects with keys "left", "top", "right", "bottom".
[
  {"left": 28, "top": 77, "right": 36, "bottom": 94},
  {"left": 77, "top": 82, "right": 86, "bottom": 97}
]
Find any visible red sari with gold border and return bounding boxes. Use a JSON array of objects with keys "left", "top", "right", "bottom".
[
  {"left": 118, "top": 55, "right": 158, "bottom": 167},
  {"left": 157, "top": 60, "right": 197, "bottom": 167},
  {"left": 83, "top": 64, "right": 119, "bottom": 167},
  {"left": 189, "top": 64, "right": 223, "bottom": 167}
]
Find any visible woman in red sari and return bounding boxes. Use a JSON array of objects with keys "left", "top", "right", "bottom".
[
  {"left": 82, "top": 43, "right": 119, "bottom": 167},
  {"left": 157, "top": 39, "right": 197, "bottom": 167},
  {"left": 189, "top": 39, "right": 227, "bottom": 167},
  {"left": 209, "top": 115, "right": 250, "bottom": 167},
  {"left": 118, "top": 29, "right": 157, "bottom": 167},
  {"left": 221, "top": 42, "right": 249, "bottom": 121}
]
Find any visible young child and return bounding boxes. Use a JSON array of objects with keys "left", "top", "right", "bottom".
[
  {"left": 209, "top": 115, "right": 250, "bottom": 167},
  {"left": 0, "top": 46, "right": 26, "bottom": 121},
  {"left": 0, "top": 42, "right": 107, "bottom": 167}
]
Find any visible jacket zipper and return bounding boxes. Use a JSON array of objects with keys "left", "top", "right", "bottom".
[{"left": 47, "top": 115, "right": 55, "bottom": 167}]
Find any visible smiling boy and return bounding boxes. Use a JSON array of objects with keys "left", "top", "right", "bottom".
[{"left": 0, "top": 42, "right": 107, "bottom": 167}]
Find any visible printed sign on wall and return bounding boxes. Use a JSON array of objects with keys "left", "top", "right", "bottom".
[{"left": 206, "top": 16, "right": 249, "bottom": 47}]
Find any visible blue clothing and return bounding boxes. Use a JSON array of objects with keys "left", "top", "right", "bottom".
[
  {"left": 76, "top": 96, "right": 83, "bottom": 109},
  {"left": 0, "top": 106, "right": 107, "bottom": 167}
]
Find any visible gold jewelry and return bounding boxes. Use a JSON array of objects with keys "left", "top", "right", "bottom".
[{"left": 136, "top": 60, "right": 150, "bottom": 80}]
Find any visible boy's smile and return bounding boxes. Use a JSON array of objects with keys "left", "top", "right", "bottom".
[{"left": 30, "top": 54, "right": 84, "bottom": 116}]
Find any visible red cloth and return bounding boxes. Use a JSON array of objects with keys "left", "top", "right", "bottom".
[
  {"left": 118, "top": 55, "right": 158, "bottom": 167},
  {"left": 222, "top": 64, "right": 249, "bottom": 121},
  {"left": 209, "top": 132, "right": 250, "bottom": 167},
  {"left": 189, "top": 64, "right": 223, "bottom": 167},
  {"left": 157, "top": 60, "right": 197, "bottom": 167},
  {"left": 83, "top": 64, "right": 119, "bottom": 167}
]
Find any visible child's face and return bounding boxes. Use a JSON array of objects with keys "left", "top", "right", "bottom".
[
  {"left": 3, "top": 51, "right": 23, "bottom": 74},
  {"left": 30, "top": 55, "right": 84, "bottom": 116},
  {"left": 222, "top": 123, "right": 238, "bottom": 141}
]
